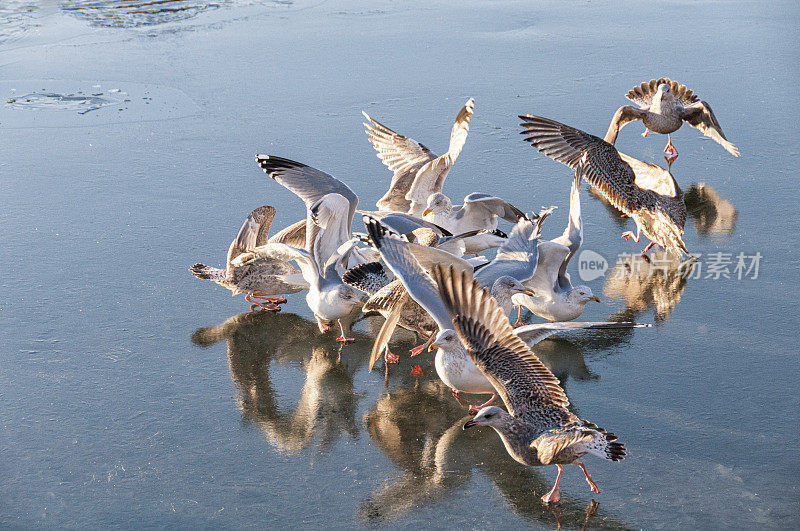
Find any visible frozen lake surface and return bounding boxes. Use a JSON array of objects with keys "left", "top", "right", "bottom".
[{"left": 1, "top": 0, "right": 798, "bottom": 528}]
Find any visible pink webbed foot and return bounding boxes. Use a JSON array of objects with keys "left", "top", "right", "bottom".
[
  {"left": 335, "top": 319, "right": 354, "bottom": 343},
  {"left": 315, "top": 315, "right": 330, "bottom": 333},
  {"left": 409, "top": 345, "right": 425, "bottom": 357},
  {"left": 251, "top": 295, "right": 287, "bottom": 304},
  {"left": 451, "top": 389, "right": 468, "bottom": 408},
  {"left": 664, "top": 142, "right": 679, "bottom": 156},
  {"left": 578, "top": 462, "right": 600, "bottom": 493},
  {"left": 641, "top": 128, "right": 649, "bottom": 138},
  {"left": 384, "top": 349, "right": 399, "bottom": 364},
  {"left": 245, "top": 294, "right": 281, "bottom": 312},
  {"left": 620, "top": 231, "right": 639, "bottom": 242},
  {"left": 541, "top": 464, "right": 564, "bottom": 504},
  {"left": 468, "top": 394, "right": 497, "bottom": 415},
  {"left": 541, "top": 488, "right": 561, "bottom": 504}
]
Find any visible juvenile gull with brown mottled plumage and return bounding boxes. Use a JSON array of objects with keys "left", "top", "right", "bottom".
[{"left": 433, "top": 265, "right": 626, "bottom": 504}]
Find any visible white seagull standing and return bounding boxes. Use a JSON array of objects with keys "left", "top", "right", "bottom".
[{"left": 237, "top": 156, "right": 366, "bottom": 342}]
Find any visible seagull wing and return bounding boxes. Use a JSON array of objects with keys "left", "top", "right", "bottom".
[
  {"left": 366, "top": 218, "right": 453, "bottom": 332},
  {"left": 405, "top": 98, "right": 475, "bottom": 214},
  {"left": 226, "top": 206, "right": 277, "bottom": 269},
  {"left": 680, "top": 101, "right": 740, "bottom": 156},
  {"left": 362, "top": 111, "right": 437, "bottom": 212},
  {"left": 433, "top": 265, "right": 570, "bottom": 417}
]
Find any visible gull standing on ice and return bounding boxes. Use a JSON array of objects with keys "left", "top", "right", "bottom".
[
  {"left": 433, "top": 265, "right": 626, "bottom": 504},
  {"left": 605, "top": 77, "right": 740, "bottom": 157},
  {"left": 189, "top": 205, "right": 306, "bottom": 311},
  {"left": 238, "top": 156, "right": 365, "bottom": 341},
  {"left": 363, "top": 98, "right": 474, "bottom": 215},
  {"left": 519, "top": 114, "right": 689, "bottom": 256}
]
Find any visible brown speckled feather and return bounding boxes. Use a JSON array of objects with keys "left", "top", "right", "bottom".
[
  {"left": 432, "top": 265, "right": 570, "bottom": 415},
  {"left": 625, "top": 77, "right": 699, "bottom": 108},
  {"left": 267, "top": 218, "right": 307, "bottom": 248},
  {"left": 362, "top": 111, "right": 437, "bottom": 212},
  {"left": 519, "top": 114, "right": 689, "bottom": 256}
]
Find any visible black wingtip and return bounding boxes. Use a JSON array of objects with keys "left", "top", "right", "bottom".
[
  {"left": 364, "top": 216, "right": 385, "bottom": 250},
  {"left": 254, "top": 155, "right": 308, "bottom": 178}
]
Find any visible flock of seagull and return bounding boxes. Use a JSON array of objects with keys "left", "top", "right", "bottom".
[{"left": 191, "top": 78, "right": 738, "bottom": 504}]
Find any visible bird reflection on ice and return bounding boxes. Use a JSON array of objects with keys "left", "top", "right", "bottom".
[
  {"left": 192, "top": 310, "right": 366, "bottom": 454},
  {"left": 360, "top": 381, "right": 628, "bottom": 528},
  {"left": 603, "top": 251, "right": 697, "bottom": 322}
]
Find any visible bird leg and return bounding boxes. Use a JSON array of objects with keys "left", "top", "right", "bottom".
[
  {"left": 245, "top": 294, "right": 281, "bottom": 312},
  {"left": 410, "top": 334, "right": 435, "bottom": 357},
  {"left": 641, "top": 242, "right": 655, "bottom": 255},
  {"left": 577, "top": 462, "right": 600, "bottom": 493},
  {"left": 451, "top": 389, "right": 468, "bottom": 408},
  {"left": 251, "top": 294, "right": 287, "bottom": 304},
  {"left": 468, "top": 393, "right": 497, "bottom": 415},
  {"left": 541, "top": 464, "right": 564, "bottom": 504},
  {"left": 664, "top": 133, "right": 679, "bottom": 156},
  {"left": 621, "top": 228, "right": 641, "bottom": 242},
  {"left": 384, "top": 345, "right": 399, "bottom": 364},
  {"left": 641, "top": 127, "right": 649, "bottom": 138},
  {"left": 315, "top": 315, "right": 330, "bottom": 333},
  {"left": 335, "top": 319, "right": 355, "bottom": 343},
  {"left": 513, "top": 305, "right": 525, "bottom": 327}
]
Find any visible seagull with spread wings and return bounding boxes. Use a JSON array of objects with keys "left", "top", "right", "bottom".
[
  {"left": 365, "top": 217, "right": 649, "bottom": 415},
  {"left": 433, "top": 265, "right": 626, "bottom": 504},
  {"left": 512, "top": 172, "right": 600, "bottom": 324},
  {"left": 363, "top": 98, "right": 474, "bottom": 215},
  {"left": 519, "top": 114, "right": 689, "bottom": 257},
  {"left": 189, "top": 206, "right": 307, "bottom": 311},
  {"left": 605, "top": 77, "right": 740, "bottom": 157},
  {"left": 235, "top": 156, "right": 365, "bottom": 342}
]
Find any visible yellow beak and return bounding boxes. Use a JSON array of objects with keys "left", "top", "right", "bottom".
[
  {"left": 589, "top": 295, "right": 601, "bottom": 303},
  {"left": 422, "top": 208, "right": 432, "bottom": 217},
  {"left": 514, "top": 287, "right": 536, "bottom": 297}
]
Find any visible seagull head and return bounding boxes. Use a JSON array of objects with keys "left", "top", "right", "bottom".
[
  {"left": 430, "top": 329, "right": 459, "bottom": 352},
  {"left": 657, "top": 83, "right": 674, "bottom": 103},
  {"left": 491, "top": 276, "right": 535, "bottom": 315},
  {"left": 568, "top": 286, "right": 600, "bottom": 306},
  {"left": 463, "top": 406, "right": 507, "bottom": 430},
  {"left": 422, "top": 193, "right": 451, "bottom": 217}
]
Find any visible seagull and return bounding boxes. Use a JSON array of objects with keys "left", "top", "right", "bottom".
[
  {"left": 365, "top": 217, "right": 648, "bottom": 414},
  {"left": 519, "top": 114, "right": 689, "bottom": 257},
  {"left": 422, "top": 192, "right": 529, "bottom": 254},
  {"left": 605, "top": 77, "right": 740, "bottom": 157},
  {"left": 189, "top": 205, "right": 307, "bottom": 311},
  {"left": 242, "top": 156, "right": 367, "bottom": 341},
  {"left": 432, "top": 264, "right": 626, "bottom": 504},
  {"left": 363, "top": 98, "right": 474, "bottom": 215},
  {"left": 512, "top": 172, "right": 600, "bottom": 324},
  {"left": 346, "top": 225, "right": 482, "bottom": 370}
]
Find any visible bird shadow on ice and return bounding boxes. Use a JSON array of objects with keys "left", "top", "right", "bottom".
[
  {"left": 603, "top": 251, "right": 697, "bottom": 323},
  {"left": 191, "top": 310, "right": 373, "bottom": 455},
  {"left": 359, "top": 381, "right": 630, "bottom": 529}
]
